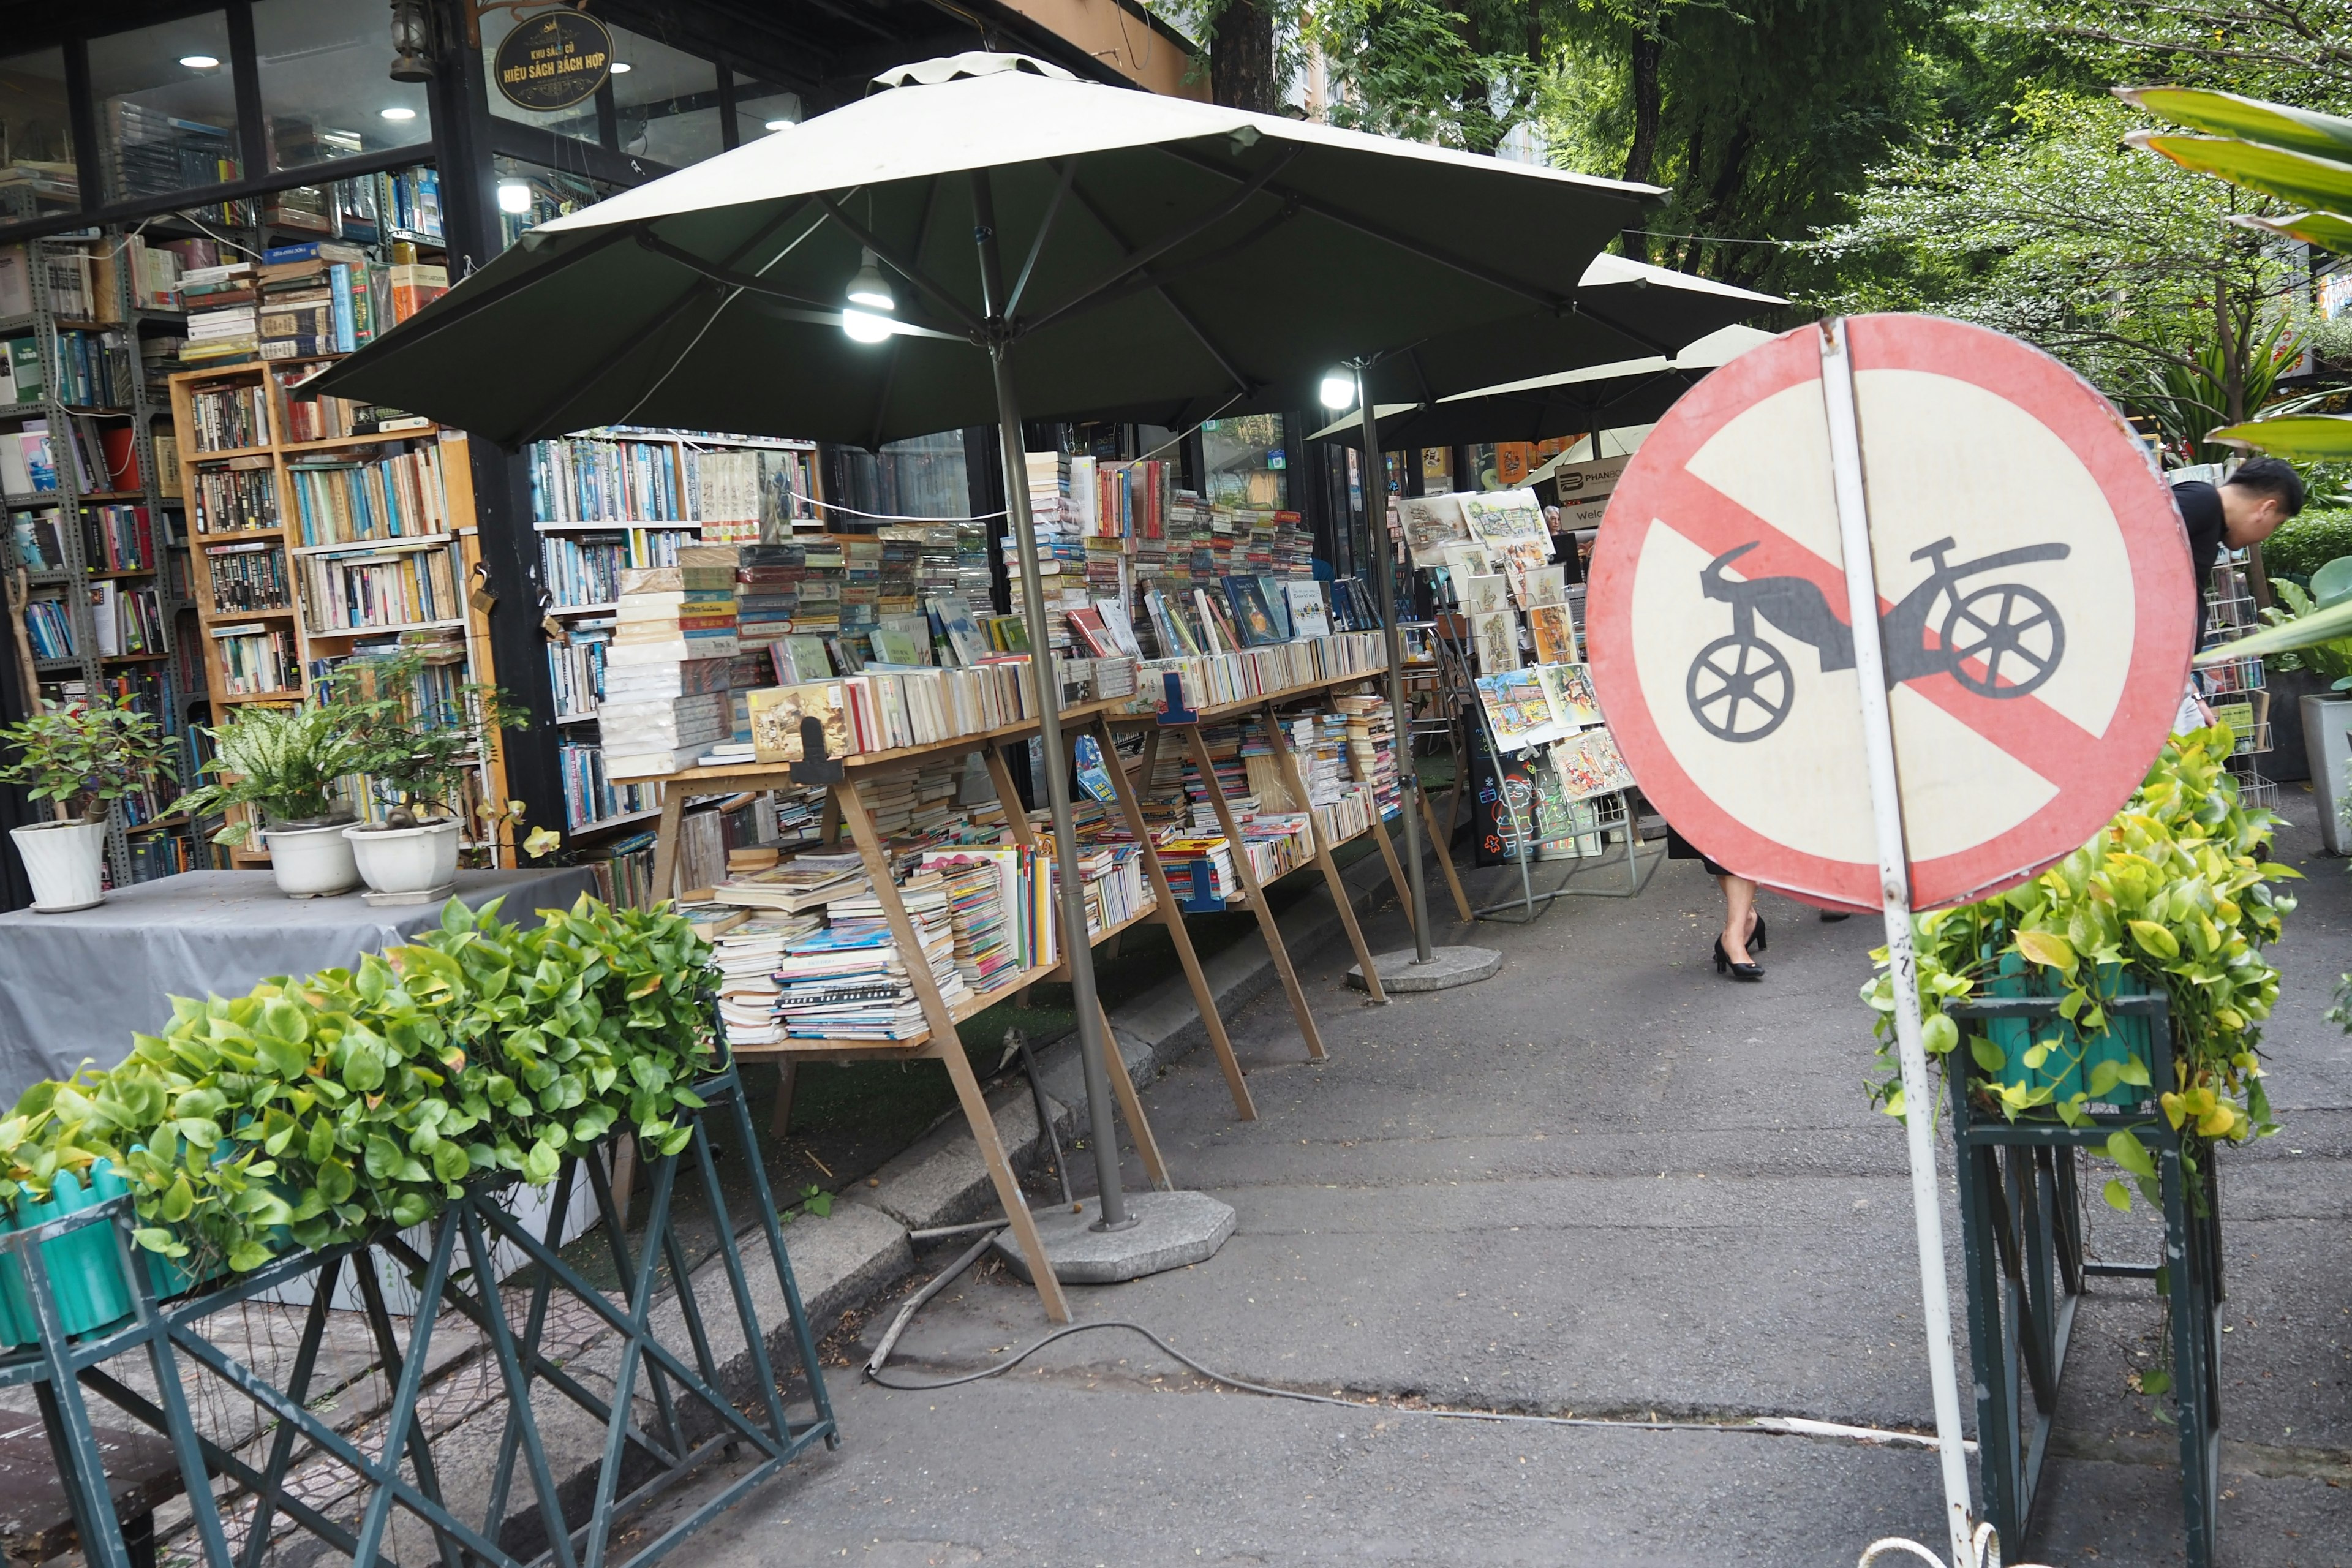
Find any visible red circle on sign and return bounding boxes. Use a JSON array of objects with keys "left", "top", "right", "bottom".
[{"left": 1588, "top": 315, "right": 2195, "bottom": 911}]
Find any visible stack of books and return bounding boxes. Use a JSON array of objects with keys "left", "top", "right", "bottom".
[
  {"left": 1335, "top": 692, "right": 1401, "bottom": 818},
  {"left": 711, "top": 911, "right": 822, "bottom": 1048},
  {"left": 255, "top": 243, "right": 369, "bottom": 361},
  {"left": 775, "top": 875, "right": 968, "bottom": 1041},
  {"left": 916, "top": 852, "right": 1020, "bottom": 993},
  {"left": 180, "top": 263, "right": 258, "bottom": 366},
  {"left": 709, "top": 853, "right": 867, "bottom": 914},
  {"left": 605, "top": 552, "right": 742, "bottom": 778}
]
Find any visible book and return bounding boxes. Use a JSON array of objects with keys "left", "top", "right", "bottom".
[
  {"left": 869, "top": 624, "right": 930, "bottom": 666},
  {"left": 1551, "top": 726, "right": 1637, "bottom": 800},
  {"left": 1256, "top": 575, "right": 1293, "bottom": 641},
  {"left": 1528, "top": 602, "right": 1578, "bottom": 665},
  {"left": 930, "top": 592, "right": 988, "bottom": 666},
  {"left": 1066, "top": 606, "right": 1118, "bottom": 657},
  {"left": 1284, "top": 581, "right": 1332, "bottom": 639},
  {"left": 710, "top": 861, "right": 869, "bottom": 912},
  {"left": 747, "top": 681, "right": 851, "bottom": 764},
  {"left": 1093, "top": 598, "right": 1144, "bottom": 658},
  {"left": 1221, "top": 575, "right": 1281, "bottom": 647},
  {"left": 1534, "top": 662, "right": 1603, "bottom": 727},
  {"left": 1476, "top": 669, "right": 1567, "bottom": 750}
]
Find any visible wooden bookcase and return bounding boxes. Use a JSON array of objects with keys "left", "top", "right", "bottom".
[{"left": 168, "top": 360, "right": 510, "bottom": 865}]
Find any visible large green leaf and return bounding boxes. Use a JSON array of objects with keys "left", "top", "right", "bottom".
[
  {"left": 2231, "top": 210, "right": 2352, "bottom": 252},
  {"left": 2117, "top": 86, "right": 2352, "bottom": 160},
  {"left": 2205, "top": 413, "right": 2352, "bottom": 459},
  {"left": 2194, "top": 590, "right": 2352, "bottom": 665},
  {"left": 2124, "top": 130, "right": 2352, "bottom": 213}
]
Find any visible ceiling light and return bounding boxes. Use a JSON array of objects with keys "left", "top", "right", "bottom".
[
  {"left": 842, "top": 307, "right": 894, "bottom": 344},
  {"left": 496, "top": 181, "right": 534, "bottom": 215},
  {"left": 179, "top": 54, "right": 220, "bottom": 69},
  {"left": 764, "top": 119, "right": 794, "bottom": 131},
  {"left": 845, "top": 249, "right": 895, "bottom": 312},
  {"left": 1319, "top": 370, "right": 1357, "bottom": 410},
  {"left": 379, "top": 106, "right": 417, "bottom": 121},
  {"left": 609, "top": 61, "right": 631, "bottom": 74}
]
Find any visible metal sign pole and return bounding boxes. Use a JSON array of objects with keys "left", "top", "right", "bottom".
[
  {"left": 1355, "top": 366, "right": 1434, "bottom": 966},
  {"left": 1818, "top": 318, "right": 1976, "bottom": 1568}
]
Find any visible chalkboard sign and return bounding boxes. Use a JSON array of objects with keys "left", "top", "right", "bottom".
[{"left": 493, "top": 9, "right": 612, "bottom": 112}]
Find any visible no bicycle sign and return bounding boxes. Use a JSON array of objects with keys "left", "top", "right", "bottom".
[{"left": 1587, "top": 314, "right": 2196, "bottom": 911}]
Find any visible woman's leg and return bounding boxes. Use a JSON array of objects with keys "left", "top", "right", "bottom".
[{"left": 1720, "top": 874, "right": 1758, "bottom": 964}]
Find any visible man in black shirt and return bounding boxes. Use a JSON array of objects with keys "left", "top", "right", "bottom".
[{"left": 2177, "top": 456, "right": 2305, "bottom": 650}]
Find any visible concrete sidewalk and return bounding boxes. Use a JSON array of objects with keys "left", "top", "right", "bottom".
[{"left": 671, "top": 797, "right": 2352, "bottom": 1566}]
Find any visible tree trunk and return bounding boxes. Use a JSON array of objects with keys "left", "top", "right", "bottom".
[
  {"left": 1210, "top": 0, "right": 1279, "bottom": 114},
  {"left": 1619, "top": 27, "right": 1664, "bottom": 262}
]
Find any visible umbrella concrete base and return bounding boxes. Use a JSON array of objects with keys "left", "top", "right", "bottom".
[
  {"left": 992, "top": 1192, "right": 1237, "bottom": 1285},
  {"left": 1348, "top": 945, "right": 1502, "bottom": 993}
]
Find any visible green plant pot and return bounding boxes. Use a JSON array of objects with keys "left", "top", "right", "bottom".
[
  {"left": 1975, "top": 954, "right": 2158, "bottom": 1112},
  {"left": 0, "top": 1160, "right": 228, "bottom": 1349}
]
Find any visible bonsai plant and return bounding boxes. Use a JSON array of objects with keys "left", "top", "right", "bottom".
[
  {"left": 326, "top": 650, "right": 519, "bottom": 898},
  {"left": 0, "top": 695, "right": 176, "bottom": 911},
  {"left": 172, "top": 699, "right": 369, "bottom": 897}
]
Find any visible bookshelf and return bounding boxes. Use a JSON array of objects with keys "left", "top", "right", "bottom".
[
  {"left": 1, "top": 230, "right": 197, "bottom": 887},
  {"left": 168, "top": 358, "right": 511, "bottom": 867}
]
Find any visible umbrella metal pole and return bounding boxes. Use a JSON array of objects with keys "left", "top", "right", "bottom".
[
  {"left": 1357, "top": 368, "right": 1433, "bottom": 965},
  {"left": 977, "top": 224, "right": 1129, "bottom": 1233}
]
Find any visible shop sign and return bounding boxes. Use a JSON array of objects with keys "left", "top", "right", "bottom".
[
  {"left": 1585, "top": 314, "right": 2195, "bottom": 910},
  {"left": 494, "top": 8, "right": 612, "bottom": 113}
]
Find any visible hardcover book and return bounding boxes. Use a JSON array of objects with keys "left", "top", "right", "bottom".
[
  {"left": 747, "top": 681, "right": 851, "bottom": 764},
  {"left": 1284, "top": 581, "right": 1332, "bottom": 639}
]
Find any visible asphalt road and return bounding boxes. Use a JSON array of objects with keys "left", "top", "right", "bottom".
[{"left": 690, "top": 793, "right": 2352, "bottom": 1566}]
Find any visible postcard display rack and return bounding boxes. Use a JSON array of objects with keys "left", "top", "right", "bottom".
[
  {"left": 1400, "top": 488, "right": 1660, "bottom": 920},
  {"left": 641, "top": 689, "right": 1259, "bottom": 1324},
  {"left": 1, "top": 233, "right": 197, "bottom": 886},
  {"left": 2203, "top": 548, "right": 2274, "bottom": 807},
  {"left": 168, "top": 360, "right": 512, "bottom": 864}
]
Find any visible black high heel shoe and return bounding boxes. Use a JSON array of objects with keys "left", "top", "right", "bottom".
[
  {"left": 1713, "top": 937, "right": 1764, "bottom": 982},
  {"left": 1749, "top": 914, "right": 1768, "bottom": 954}
]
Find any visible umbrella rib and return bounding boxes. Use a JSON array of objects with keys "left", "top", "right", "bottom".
[
  {"left": 636, "top": 230, "right": 840, "bottom": 312},
  {"left": 813, "top": 194, "right": 987, "bottom": 334},
  {"left": 1021, "top": 198, "right": 1298, "bottom": 339},
  {"left": 1005, "top": 160, "right": 1077, "bottom": 320},
  {"left": 1014, "top": 148, "right": 1300, "bottom": 336},
  {"left": 1057, "top": 181, "right": 1257, "bottom": 396},
  {"left": 1156, "top": 145, "right": 1574, "bottom": 315},
  {"left": 514, "top": 207, "right": 810, "bottom": 441}
]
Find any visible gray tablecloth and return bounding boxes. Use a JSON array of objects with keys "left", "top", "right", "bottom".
[{"left": 0, "top": 867, "right": 601, "bottom": 1101}]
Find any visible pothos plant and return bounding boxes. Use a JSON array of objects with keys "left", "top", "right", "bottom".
[
  {"left": 1862, "top": 726, "right": 2295, "bottom": 1212},
  {"left": 0, "top": 895, "right": 717, "bottom": 1275}
]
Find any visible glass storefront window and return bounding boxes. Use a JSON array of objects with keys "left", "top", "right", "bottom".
[
  {"left": 492, "top": 154, "right": 619, "bottom": 253},
  {"left": 0, "top": 48, "right": 77, "bottom": 216},
  {"left": 90, "top": 12, "right": 242, "bottom": 205},
  {"left": 255, "top": 0, "right": 429, "bottom": 172},
  {"left": 608, "top": 25, "right": 722, "bottom": 167},
  {"left": 480, "top": 7, "right": 599, "bottom": 146},
  {"left": 1200, "top": 414, "right": 1288, "bottom": 508},
  {"left": 831, "top": 431, "right": 970, "bottom": 524},
  {"left": 733, "top": 76, "right": 801, "bottom": 143}
]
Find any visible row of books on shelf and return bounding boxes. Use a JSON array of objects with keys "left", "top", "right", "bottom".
[
  {"left": 191, "top": 462, "right": 278, "bottom": 533},
  {"left": 0, "top": 330, "right": 137, "bottom": 410},
  {"left": 543, "top": 527, "right": 695, "bottom": 605},
  {"left": 23, "top": 581, "right": 168, "bottom": 660},
  {"left": 532, "top": 433, "right": 690, "bottom": 525},
  {"left": 1137, "top": 631, "right": 1389, "bottom": 714},
  {"left": 288, "top": 440, "right": 450, "bottom": 546},
  {"left": 0, "top": 415, "right": 141, "bottom": 496},
  {"left": 0, "top": 235, "right": 189, "bottom": 321},
  {"left": 181, "top": 243, "right": 446, "bottom": 368},
  {"left": 8, "top": 504, "right": 174, "bottom": 574},
  {"left": 273, "top": 365, "right": 429, "bottom": 443},
  {"left": 210, "top": 622, "right": 300, "bottom": 696},
  {"left": 187, "top": 382, "right": 271, "bottom": 451},
  {"left": 298, "top": 538, "right": 462, "bottom": 634},
  {"left": 204, "top": 538, "right": 292, "bottom": 611},
  {"left": 560, "top": 739, "right": 662, "bottom": 832}
]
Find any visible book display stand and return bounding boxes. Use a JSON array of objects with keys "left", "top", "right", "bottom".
[
  {"left": 1110, "top": 667, "right": 1414, "bottom": 1039},
  {"left": 642, "top": 698, "right": 1256, "bottom": 1323}
]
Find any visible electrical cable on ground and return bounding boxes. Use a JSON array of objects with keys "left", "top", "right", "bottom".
[{"left": 862, "top": 1237, "right": 1966, "bottom": 1452}]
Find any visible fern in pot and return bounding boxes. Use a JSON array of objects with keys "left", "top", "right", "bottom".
[
  {"left": 330, "top": 650, "right": 518, "bottom": 900},
  {"left": 172, "top": 700, "right": 368, "bottom": 897},
  {"left": 0, "top": 696, "right": 176, "bottom": 912}
]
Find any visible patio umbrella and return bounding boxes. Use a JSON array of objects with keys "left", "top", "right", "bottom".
[
  {"left": 309, "top": 51, "right": 1676, "bottom": 1248},
  {"left": 1308, "top": 320, "right": 1777, "bottom": 451}
]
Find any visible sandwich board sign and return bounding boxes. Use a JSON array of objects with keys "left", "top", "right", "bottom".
[{"left": 1585, "top": 315, "right": 2193, "bottom": 1566}]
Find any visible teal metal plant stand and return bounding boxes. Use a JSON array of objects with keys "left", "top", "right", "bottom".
[
  {"left": 1944, "top": 990, "right": 2222, "bottom": 1568},
  {"left": 0, "top": 1060, "right": 835, "bottom": 1567}
]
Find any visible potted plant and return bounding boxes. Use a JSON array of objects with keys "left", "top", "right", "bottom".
[
  {"left": 172, "top": 700, "right": 368, "bottom": 897},
  {"left": 0, "top": 696, "right": 176, "bottom": 911},
  {"left": 2259, "top": 579, "right": 2352, "bottom": 853},
  {"left": 329, "top": 651, "right": 519, "bottom": 900}
]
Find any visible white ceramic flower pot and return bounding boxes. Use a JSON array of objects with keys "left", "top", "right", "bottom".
[
  {"left": 345, "top": 818, "right": 461, "bottom": 896},
  {"left": 11, "top": 820, "right": 108, "bottom": 912},
  {"left": 263, "top": 816, "right": 360, "bottom": 897},
  {"left": 2302, "top": 693, "right": 2352, "bottom": 855}
]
